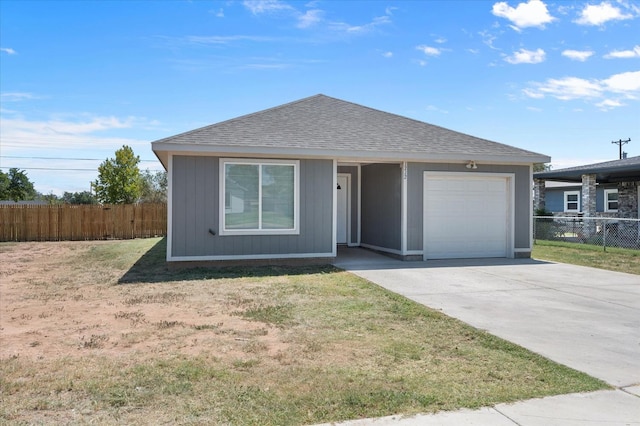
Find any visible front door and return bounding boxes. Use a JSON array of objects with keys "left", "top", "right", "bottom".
[{"left": 337, "top": 174, "right": 350, "bottom": 244}]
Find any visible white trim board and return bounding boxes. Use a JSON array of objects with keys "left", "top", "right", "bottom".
[
  {"left": 337, "top": 173, "right": 351, "bottom": 245},
  {"left": 166, "top": 154, "right": 174, "bottom": 261},
  {"left": 168, "top": 252, "right": 335, "bottom": 262}
]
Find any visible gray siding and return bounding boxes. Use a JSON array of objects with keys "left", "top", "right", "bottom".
[
  {"left": 407, "top": 163, "right": 532, "bottom": 251},
  {"left": 171, "top": 156, "right": 333, "bottom": 258},
  {"left": 337, "top": 165, "right": 359, "bottom": 244},
  {"left": 546, "top": 185, "right": 617, "bottom": 213},
  {"left": 361, "top": 163, "right": 402, "bottom": 250}
]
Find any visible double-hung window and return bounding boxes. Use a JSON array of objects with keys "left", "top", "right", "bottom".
[
  {"left": 604, "top": 189, "right": 618, "bottom": 212},
  {"left": 564, "top": 191, "right": 580, "bottom": 212},
  {"left": 220, "top": 159, "right": 299, "bottom": 235}
]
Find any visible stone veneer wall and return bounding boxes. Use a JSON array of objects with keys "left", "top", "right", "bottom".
[{"left": 618, "top": 181, "right": 639, "bottom": 239}]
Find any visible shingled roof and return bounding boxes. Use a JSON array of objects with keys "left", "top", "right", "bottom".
[
  {"left": 152, "top": 94, "right": 549, "bottom": 167},
  {"left": 534, "top": 155, "right": 640, "bottom": 183}
]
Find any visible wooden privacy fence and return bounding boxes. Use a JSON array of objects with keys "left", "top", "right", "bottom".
[{"left": 0, "top": 203, "right": 167, "bottom": 242}]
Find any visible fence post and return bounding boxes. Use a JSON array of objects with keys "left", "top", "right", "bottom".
[{"left": 603, "top": 218, "right": 607, "bottom": 252}]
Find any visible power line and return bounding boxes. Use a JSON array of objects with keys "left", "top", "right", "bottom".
[
  {"left": 0, "top": 155, "right": 159, "bottom": 162},
  {"left": 0, "top": 166, "right": 97, "bottom": 171}
]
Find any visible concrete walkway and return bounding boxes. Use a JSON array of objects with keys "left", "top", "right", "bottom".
[{"left": 325, "top": 248, "right": 640, "bottom": 426}]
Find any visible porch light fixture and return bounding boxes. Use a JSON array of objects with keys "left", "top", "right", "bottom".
[{"left": 466, "top": 161, "right": 477, "bottom": 169}]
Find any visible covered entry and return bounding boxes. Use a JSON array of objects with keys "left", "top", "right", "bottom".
[{"left": 423, "top": 172, "right": 514, "bottom": 259}]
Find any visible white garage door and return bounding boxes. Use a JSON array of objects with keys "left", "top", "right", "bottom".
[{"left": 424, "top": 173, "right": 511, "bottom": 259}]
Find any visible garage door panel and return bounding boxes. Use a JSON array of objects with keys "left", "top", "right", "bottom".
[{"left": 424, "top": 174, "right": 511, "bottom": 260}]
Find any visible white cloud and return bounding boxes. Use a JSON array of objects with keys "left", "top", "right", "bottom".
[
  {"left": 382, "top": 51, "right": 393, "bottom": 58},
  {"left": 596, "top": 99, "right": 624, "bottom": 109},
  {"left": 180, "top": 35, "right": 275, "bottom": 45},
  {"left": 492, "top": 0, "right": 555, "bottom": 30},
  {"left": 297, "top": 9, "right": 323, "bottom": 28},
  {"left": 562, "top": 49, "right": 594, "bottom": 61},
  {"left": 331, "top": 14, "right": 391, "bottom": 34},
  {"left": 574, "top": 2, "right": 634, "bottom": 26},
  {"left": 434, "top": 37, "right": 447, "bottom": 44},
  {"left": 479, "top": 30, "right": 499, "bottom": 50},
  {"left": 504, "top": 48, "right": 546, "bottom": 64},
  {"left": 1, "top": 47, "right": 16, "bottom": 55},
  {"left": 602, "top": 70, "right": 640, "bottom": 93},
  {"left": 416, "top": 45, "right": 442, "bottom": 56},
  {"left": 526, "top": 76, "right": 603, "bottom": 100},
  {"left": 213, "top": 8, "right": 224, "bottom": 18},
  {"left": 523, "top": 70, "right": 640, "bottom": 109},
  {"left": 0, "top": 115, "right": 153, "bottom": 151},
  {"left": 604, "top": 45, "right": 640, "bottom": 59},
  {"left": 1, "top": 92, "right": 37, "bottom": 102},
  {"left": 243, "top": 0, "right": 293, "bottom": 14}
]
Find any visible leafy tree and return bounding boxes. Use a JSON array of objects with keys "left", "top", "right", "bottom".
[
  {"left": 61, "top": 191, "right": 98, "bottom": 205},
  {"left": 0, "top": 170, "right": 9, "bottom": 200},
  {"left": 37, "top": 192, "right": 61, "bottom": 205},
  {"left": 139, "top": 169, "right": 167, "bottom": 203},
  {"left": 91, "top": 145, "right": 141, "bottom": 204},
  {"left": 533, "top": 163, "right": 551, "bottom": 172},
  {"left": 0, "top": 168, "right": 37, "bottom": 201}
]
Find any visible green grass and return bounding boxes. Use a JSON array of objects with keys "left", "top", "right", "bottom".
[
  {"left": 533, "top": 239, "right": 640, "bottom": 275},
  {"left": 0, "top": 238, "right": 609, "bottom": 425}
]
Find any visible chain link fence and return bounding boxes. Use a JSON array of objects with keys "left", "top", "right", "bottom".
[{"left": 534, "top": 216, "right": 640, "bottom": 250}]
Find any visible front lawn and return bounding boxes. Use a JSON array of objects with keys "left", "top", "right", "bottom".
[
  {"left": 533, "top": 240, "right": 640, "bottom": 275},
  {"left": 0, "top": 238, "right": 607, "bottom": 425}
]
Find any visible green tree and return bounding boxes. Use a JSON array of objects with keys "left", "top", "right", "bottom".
[
  {"left": 139, "top": 169, "right": 167, "bottom": 203},
  {"left": 0, "top": 168, "right": 37, "bottom": 202},
  {"left": 533, "top": 163, "right": 551, "bottom": 172},
  {"left": 61, "top": 191, "right": 98, "bottom": 205},
  {"left": 91, "top": 145, "right": 141, "bottom": 204}
]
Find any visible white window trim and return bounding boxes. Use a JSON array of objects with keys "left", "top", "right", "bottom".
[
  {"left": 604, "top": 188, "right": 618, "bottom": 212},
  {"left": 564, "top": 190, "right": 581, "bottom": 212},
  {"left": 219, "top": 158, "right": 300, "bottom": 236}
]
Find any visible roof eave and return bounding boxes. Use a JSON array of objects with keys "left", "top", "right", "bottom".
[{"left": 152, "top": 142, "right": 550, "bottom": 165}]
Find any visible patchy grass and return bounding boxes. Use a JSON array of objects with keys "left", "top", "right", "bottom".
[
  {"left": 1, "top": 238, "right": 608, "bottom": 425},
  {"left": 533, "top": 239, "right": 640, "bottom": 275}
]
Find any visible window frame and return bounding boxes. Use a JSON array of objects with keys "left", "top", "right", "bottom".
[
  {"left": 219, "top": 158, "right": 300, "bottom": 236},
  {"left": 564, "top": 190, "right": 581, "bottom": 212},
  {"left": 604, "top": 188, "right": 618, "bottom": 212}
]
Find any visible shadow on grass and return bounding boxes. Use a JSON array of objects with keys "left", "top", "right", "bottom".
[{"left": 117, "top": 237, "right": 338, "bottom": 284}]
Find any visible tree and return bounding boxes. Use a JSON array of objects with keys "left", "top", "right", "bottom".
[
  {"left": 0, "top": 168, "right": 37, "bottom": 202},
  {"left": 61, "top": 191, "right": 98, "bottom": 205},
  {"left": 533, "top": 163, "right": 552, "bottom": 172},
  {"left": 91, "top": 145, "right": 141, "bottom": 204},
  {"left": 139, "top": 169, "right": 167, "bottom": 203}
]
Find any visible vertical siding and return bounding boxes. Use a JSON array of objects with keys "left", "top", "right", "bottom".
[
  {"left": 171, "top": 156, "right": 333, "bottom": 258},
  {"left": 337, "top": 165, "right": 359, "bottom": 244},
  {"left": 361, "top": 163, "right": 402, "bottom": 250},
  {"left": 407, "top": 163, "right": 532, "bottom": 251}
]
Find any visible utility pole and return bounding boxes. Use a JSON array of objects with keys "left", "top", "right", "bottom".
[{"left": 611, "top": 138, "right": 630, "bottom": 159}]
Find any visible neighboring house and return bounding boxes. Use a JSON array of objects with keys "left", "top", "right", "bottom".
[
  {"left": 533, "top": 156, "right": 640, "bottom": 219},
  {"left": 152, "top": 94, "right": 549, "bottom": 264}
]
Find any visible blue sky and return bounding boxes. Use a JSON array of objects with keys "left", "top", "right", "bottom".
[{"left": 1, "top": 0, "right": 639, "bottom": 196}]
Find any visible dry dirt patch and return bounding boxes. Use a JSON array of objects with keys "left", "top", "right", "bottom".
[
  {"left": 1, "top": 240, "right": 291, "bottom": 362},
  {"left": 0, "top": 239, "right": 607, "bottom": 425}
]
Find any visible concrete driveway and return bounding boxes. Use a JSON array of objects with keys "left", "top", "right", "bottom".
[{"left": 333, "top": 248, "right": 640, "bottom": 388}]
